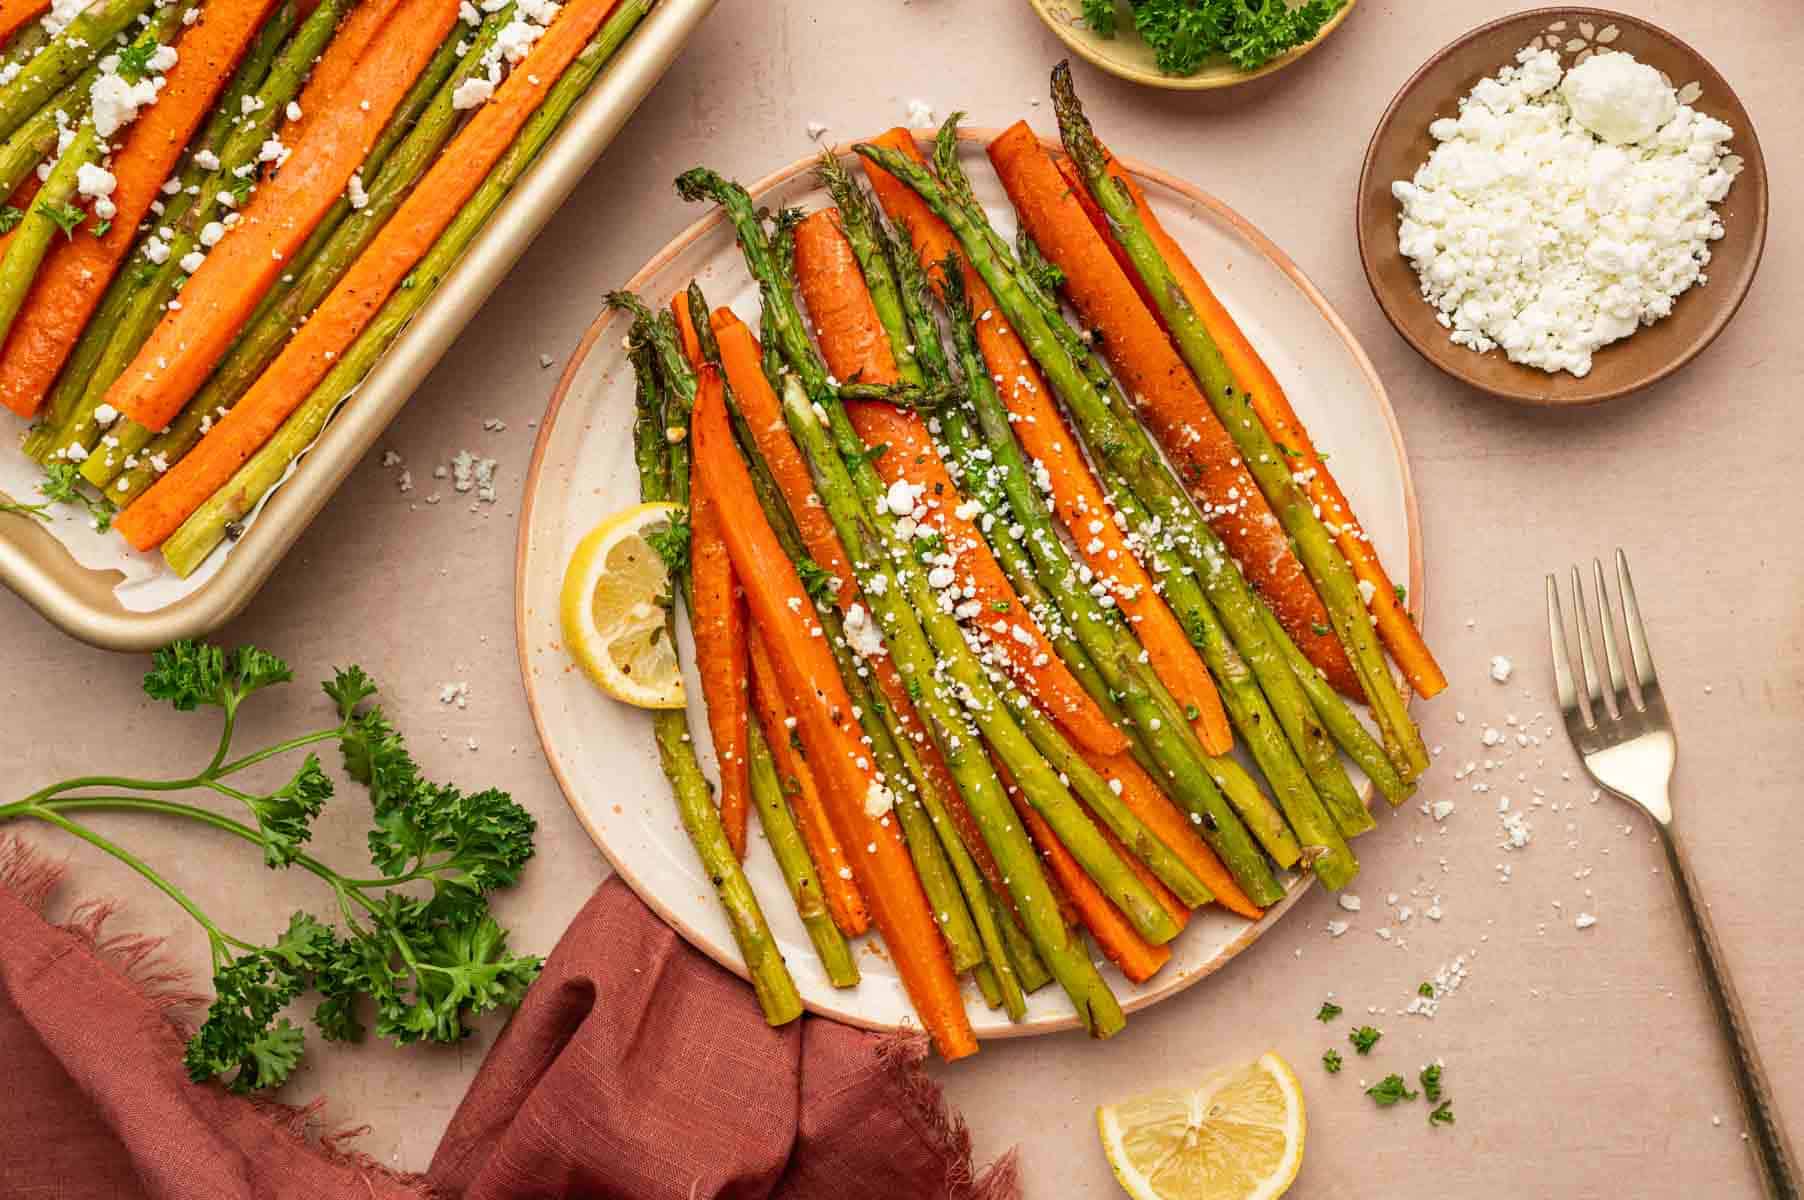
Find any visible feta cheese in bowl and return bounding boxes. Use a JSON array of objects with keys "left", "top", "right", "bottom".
[
  {"left": 1560, "top": 49, "right": 1675, "bottom": 144},
  {"left": 1356, "top": 10, "right": 1768, "bottom": 405},
  {"left": 1389, "top": 44, "right": 1739, "bottom": 379}
]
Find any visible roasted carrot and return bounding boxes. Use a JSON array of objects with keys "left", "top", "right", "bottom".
[
  {"left": 1085, "top": 750, "right": 1263, "bottom": 920},
  {"left": 791, "top": 209, "right": 905, "bottom": 384},
  {"left": 673, "top": 290, "right": 750, "bottom": 858},
  {"left": 712, "top": 305, "right": 1013, "bottom": 904},
  {"left": 1062, "top": 153, "right": 1446, "bottom": 699},
  {"left": 103, "top": 0, "right": 461, "bottom": 437},
  {"left": 1002, "top": 763, "right": 1170, "bottom": 985},
  {"left": 0, "top": 1, "right": 47, "bottom": 48},
  {"left": 1102, "top": 820, "right": 1189, "bottom": 929},
  {"left": 790, "top": 205, "right": 1127, "bottom": 758},
  {"left": 695, "top": 366, "right": 976, "bottom": 1060},
  {"left": 861, "top": 127, "right": 1234, "bottom": 755},
  {"left": 285, "top": 0, "right": 412, "bottom": 135},
  {"left": 711, "top": 310, "right": 855, "bottom": 601},
  {"left": 0, "top": 0, "right": 284, "bottom": 418},
  {"left": 989, "top": 121, "right": 1358, "bottom": 698},
  {"left": 748, "top": 626, "right": 869, "bottom": 937}
]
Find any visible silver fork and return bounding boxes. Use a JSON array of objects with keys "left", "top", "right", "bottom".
[{"left": 1549, "top": 550, "right": 1799, "bottom": 1199}]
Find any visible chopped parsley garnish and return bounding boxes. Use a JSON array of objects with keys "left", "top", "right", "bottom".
[
  {"left": 40, "top": 462, "right": 112, "bottom": 531},
  {"left": 990, "top": 599, "right": 1011, "bottom": 613},
  {"left": 1419, "top": 1062, "right": 1443, "bottom": 1102},
  {"left": 41, "top": 202, "right": 87, "bottom": 240},
  {"left": 1429, "top": 1100, "right": 1455, "bottom": 1126},
  {"left": 1322, "top": 1049, "right": 1342, "bottom": 1074},
  {"left": 1394, "top": 584, "right": 1408, "bottom": 603},
  {"left": 1311, "top": 621, "right": 1330, "bottom": 637},
  {"left": 1184, "top": 703, "right": 1200, "bottom": 721},
  {"left": 1366, "top": 1074, "right": 1418, "bottom": 1107},
  {"left": 1348, "top": 1025, "right": 1381, "bottom": 1055},
  {"left": 0, "top": 204, "right": 24, "bottom": 234},
  {"left": 1315, "top": 999, "right": 1343, "bottom": 1022},
  {"left": 1081, "top": 0, "right": 1118, "bottom": 36},
  {"left": 796, "top": 557, "right": 837, "bottom": 604},
  {"left": 1418, "top": 982, "right": 1435, "bottom": 998},
  {"left": 645, "top": 509, "right": 691, "bottom": 577},
  {"left": 93, "top": 219, "right": 112, "bottom": 238},
  {"left": 114, "top": 38, "right": 158, "bottom": 82}
]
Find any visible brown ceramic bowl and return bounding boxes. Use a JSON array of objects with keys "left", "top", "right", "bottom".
[{"left": 1356, "top": 8, "right": 1768, "bottom": 406}]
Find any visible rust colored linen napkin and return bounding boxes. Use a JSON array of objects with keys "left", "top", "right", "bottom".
[{"left": 0, "top": 836, "right": 1016, "bottom": 1200}]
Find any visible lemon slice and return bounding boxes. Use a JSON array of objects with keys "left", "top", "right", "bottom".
[
  {"left": 1097, "top": 1053, "right": 1305, "bottom": 1200},
  {"left": 560, "top": 501, "right": 686, "bottom": 709}
]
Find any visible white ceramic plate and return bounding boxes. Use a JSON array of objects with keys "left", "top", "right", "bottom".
[{"left": 516, "top": 131, "right": 1425, "bottom": 1038}]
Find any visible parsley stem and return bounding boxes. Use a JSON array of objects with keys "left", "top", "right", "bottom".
[
  {"left": 205, "top": 700, "right": 240, "bottom": 775},
  {"left": 212, "top": 727, "right": 341, "bottom": 778},
  {"left": 18, "top": 804, "right": 257, "bottom": 955},
  {"left": 9, "top": 772, "right": 211, "bottom": 809},
  {"left": 22, "top": 795, "right": 415, "bottom": 896}
]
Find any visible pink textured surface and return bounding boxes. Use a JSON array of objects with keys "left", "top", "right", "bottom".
[{"left": 2, "top": 1, "right": 1799, "bottom": 1195}]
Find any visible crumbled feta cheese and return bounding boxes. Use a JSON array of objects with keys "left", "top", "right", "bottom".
[
  {"left": 1391, "top": 46, "right": 1742, "bottom": 377},
  {"left": 1489, "top": 654, "right": 1513, "bottom": 683},
  {"left": 863, "top": 781, "right": 895, "bottom": 819}
]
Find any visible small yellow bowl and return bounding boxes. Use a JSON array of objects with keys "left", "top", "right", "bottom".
[{"left": 1026, "top": 0, "right": 1359, "bottom": 90}]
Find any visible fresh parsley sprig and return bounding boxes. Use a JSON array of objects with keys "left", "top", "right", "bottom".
[{"left": 0, "top": 641, "right": 541, "bottom": 1094}]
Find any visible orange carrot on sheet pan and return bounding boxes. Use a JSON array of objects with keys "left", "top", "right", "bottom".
[
  {"left": 0, "top": 0, "right": 285, "bottom": 418},
  {"left": 102, "top": 0, "right": 461, "bottom": 438}
]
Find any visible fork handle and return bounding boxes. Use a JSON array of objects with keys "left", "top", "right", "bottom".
[{"left": 1662, "top": 826, "right": 1801, "bottom": 1198}]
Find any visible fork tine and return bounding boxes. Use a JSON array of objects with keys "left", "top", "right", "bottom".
[
  {"left": 1592, "top": 558, "right": 1628, "bottom": 717},
  {"left": 1546, "top": 573, "right": 1583, "bottom": 725},
  {"left": 1616, "top": 549, "right": 1659, "bottom": 695},
  {"left": 1571, "top": 565, "right": 1606, "bottom": 723}
]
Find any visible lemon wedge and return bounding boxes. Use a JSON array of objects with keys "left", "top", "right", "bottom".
[
  {"left": 1097, "top": 1052, "right": 1305, "bottom": 1200},
  {"left": 560, "top": 501, "right": 686, "bottom": 709}
]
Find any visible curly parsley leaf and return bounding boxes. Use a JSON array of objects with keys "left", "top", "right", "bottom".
[
  {"left": 1420, "top": 1062, "right": 1444, "bottom": 1102},
  {"left": 1083, "top": 0, "right": 1119, "bottom": 35},
  {"left": 1349, "top": 1025, "right": 1382, "bottom": 1054},
  {"left": 184, "top": 954, "right": 308, "bottom": 1092},
  {"left": 0, "top": 204, "right": 22, "bottom": 234},
  {"left": 367, "top": 782, "right": 537, "bottom": 919},
  {"left": 143, "top": 641, "right": 292, "bottom": 711},
  {"left": 1365, "top": 1073, "right": 1418, "bottom": 1107},
  {"left": 1429, "top": 1099, "right": 1455, "bottom": 1126},
  {"left": 1322, "top": 1048, "right": 1343, "bottom": 1074},
  {"left": 1315, "top": 999, "right": 1343, "bottom": 1022},
  {"left": 246, "top": 754, "right": 332, "bottom": 867}
]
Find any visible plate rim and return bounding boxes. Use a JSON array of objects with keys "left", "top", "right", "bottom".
[
  {"left": 515, "top": 128, "right": 1426, "bottom": 1038},
  {"left": 1355, "top": 5, "right": 1771, "bottom": 407}
]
